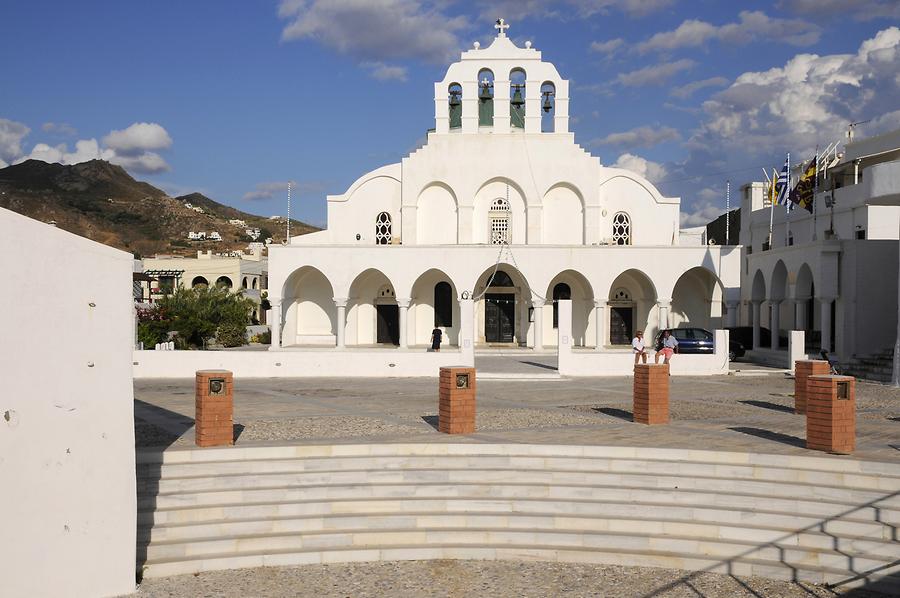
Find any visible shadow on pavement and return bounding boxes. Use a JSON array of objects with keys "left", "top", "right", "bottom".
[
  {"left": 728, "top": 426, "right": 805, "bottom": 448},
  {"left": 738, "top": 400, "right": 796, "bottom": 414},
  {"left": 596, "top": 407, "right": 634, "bottom": 422}
]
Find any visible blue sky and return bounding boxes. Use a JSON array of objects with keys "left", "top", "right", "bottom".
[{"left": 2, "top": 1, "right": 898, "bottom": 228}]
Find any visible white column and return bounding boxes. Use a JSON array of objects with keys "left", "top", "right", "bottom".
[
  {"left": 725, "top": 301, "right": 740, "bottom": 328},
  {"left": 657, "top": 298, "right": 671, "bottom": 330},
  {"left": 334, "top": 298, "right": 347, "bottom": 349},
  {"left": 751, "top": 300, "right": 761, "bottom": 350},
  {"left": 494, "top": 78, "right": 511, "bottom": 132},
  {"left": 270, "top": 300, "right": 282, "bottom": 350},
  {"left": 398, "top": 298, "right": 410, "bottom": 349},
  {"left": 819, "top": 297, "right": 833, "bottom": 352},
  {"left": 460, "top": 298, "right": 475, "bottom": 366},
  {"left": 594, "top": 300, "right": 607, "bottom": 351},
  {"left": 795, "top": 297, "right": 808, "bottom": 332},
  {"left": 770, "top": 300, "right": 781, "bottom": 350},
  {"left": 533, "top": 299, "right": 544, "bottom": 351}
]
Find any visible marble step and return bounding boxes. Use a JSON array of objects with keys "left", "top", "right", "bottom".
[
  {"left": 140, "top": 455, "right": 900, "bottom": 490},
  {"left": 139, "top": 510, "right": 900, "bottom": 557}
]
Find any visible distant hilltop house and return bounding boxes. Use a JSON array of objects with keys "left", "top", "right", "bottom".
[
  {"left": 138, "top": 247, "right": 269, "bottom": 322},
  {"left": 187, "top": 231, "right": 222, "bottom": 241},
  {"left": 183, "top": 202, "right": 205, "bottom": 214},
  {"left": 245, "top": 227, "right": 261, "bottom": 240},
  {"left": 228, "top": 219, "right": 247, "bottom": 226}
]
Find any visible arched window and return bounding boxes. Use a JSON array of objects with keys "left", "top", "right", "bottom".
[
  {"left": 489, "top": 197, "right": 510, "bottom": 245},
  {"left": 612, "top": 212, "right": 631, "bottom": 245},
  {"left": 434, "top": 281, "right": 452, "bottom": 327},
  {"left": 242, "top": 277, "right": 248, "bottom": 289},
  {"left": 477, "top": 69, "right": 494, "bottom": 127},
  {"left": 216, "top": 276, "right": 232, "bottom": 289},
  {"left": 191, "top": 276, "right": 208, "bottom": 288},
  {"left": 552, "top": 282, "right": 571, "bottom": 328},
  {"left": 488, "top": 270, "right": 514, "bottom": 287},
  {"left": 448, "top": 83, "right": 462, "bottom": 129},
  {"left": 375, "top": 212, "right": 392, "bottom": 245},
  {"left": 510, "top": 68, "right": 526, "bottom": 129}
]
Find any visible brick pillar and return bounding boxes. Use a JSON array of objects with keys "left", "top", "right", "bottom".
[
  {"left": 794, "top": 360, "right": 830, "bottom": 414},
  {"left": 633, "top": 363, "right": 669, "bottom": 425},
  {"left": 806, "top": 375, "right": 855, "bottom": 454},
  {"left": 195, "top": 370, "right": 234, "bottom": 447},
  {"left": 438, "top": 366, "right": 476, "bottom": 434}
]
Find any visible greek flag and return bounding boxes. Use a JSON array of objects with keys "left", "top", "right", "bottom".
[{"left": 774, "top": 157, "right": 789, "bottom": 206}]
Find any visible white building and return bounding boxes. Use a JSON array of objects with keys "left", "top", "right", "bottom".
[
  {"left": 738, "top": 127, "right": 900, "bottom": 379},
  {"left": 268, "top": 20, "right": 740, "bottom": 353}
]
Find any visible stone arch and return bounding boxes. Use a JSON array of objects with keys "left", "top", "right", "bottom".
[
  {"left": 770, "top": 260, "right": 788, "bottom": 301},
  {"left": 670, "top": 267, "right": 725, "bottom": 331},
  {"left": 282, "top": 266, "right": 336, "bottom": 347},
  {"left": 607, "top": 269, "right": 658, "bottom": 345},
  {"left": 473, "top": 177, "right": 530, "bottom": 244},
  {"left": 542, "top": 183, "right": 584, "bottom": 244},
  {"left": 473, "top": 263, "right": 533, "bottom": 346},
  {"left": 416, "top": 182, "right": 458, "bottom": 245},
  {"left": 347, "top": 268, "right": 398, "bottom": 346},
  {"left": 794, "top": 263, "right": 816, "bottom": 332},
  {"left": 410, "top": 269, "right": 460, "bottom": 347},
  {"left": 540, "top": 81, "right": 555, "bottom": 133},
  {"left": 215, "top": 276, "right": 232, "bottom": 289},
  {"left": 242, "top": 277, "right": 248, "bottom": 289},
  {"left": 751, "top": 270, "right": 767, "bottom": 302},
  {"left": 191, "top": 276, "right": 208, "bottom": 288},
  {"left": 509, "top": 67, "right": 526, "bottom": 129},
  {"left": 545, "top": 270, "right": 594, "bottom": 346},
  {"left": 477, "top": 68, "right": 494, "bottom": 127},
  {"left": 448, "top": 82, "right": 462, "bottom": 129}
]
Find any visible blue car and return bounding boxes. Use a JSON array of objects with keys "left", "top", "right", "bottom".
[{"left": 655, "top": 327, "right": 745, "bottom": 361}]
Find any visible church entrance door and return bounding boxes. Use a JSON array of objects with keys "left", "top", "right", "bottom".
[
  {"left": 485, "top": 293, "right": 515, "bottom": 343},
  {"left": 609, "top": 306, "right": 633, "bottom": 345},
  {"left": 376, "top": 304, "right": 400, "bottom": 345}
]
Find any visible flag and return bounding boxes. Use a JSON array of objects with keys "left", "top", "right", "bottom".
[
  {"left": 774, "top": 157, "right": 789, "bottom": 205},
  {"left": 790, "top": 157, "right": 816, "bottom": 212}
]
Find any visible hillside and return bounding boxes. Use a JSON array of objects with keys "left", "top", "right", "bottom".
[{"left": 0, "top": 159, "right": 318, "bottom": 256}]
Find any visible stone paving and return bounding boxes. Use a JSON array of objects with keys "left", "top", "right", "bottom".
[
  {"left": 134, "top": 358, "right": 900, "bottom": 462},
  {"left": 131, "top": 560, "right": 889, "bottom": 597}
]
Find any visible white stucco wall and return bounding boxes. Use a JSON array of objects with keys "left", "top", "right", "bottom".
[{"left": 0, "top": 208, "right": 136, "bottom": 598}]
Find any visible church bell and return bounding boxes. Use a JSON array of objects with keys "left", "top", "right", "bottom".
[
  {"left": 542, "top": 92, "right": 553, "bottom": 113},
  {"left": 510, "top": 85, "right": 525, "bottom": 108},
  {"left": 479, "top": 83, "right": 492, "bottom": 101},
  {"left": 449, "top": 91, "right": 461, "bottom": 107}
]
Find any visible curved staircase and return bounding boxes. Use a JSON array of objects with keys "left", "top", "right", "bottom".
[{"left": 137, "top": 444, "right": 900, "bottom": 593}]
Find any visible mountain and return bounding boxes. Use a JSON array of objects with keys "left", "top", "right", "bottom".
[{"left": 0, "top": 159, "right": 318, "bottom": 256}]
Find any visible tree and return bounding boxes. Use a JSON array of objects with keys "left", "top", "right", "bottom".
[{"left": 137, "top": 285, "right": 256, "bottom": 349}]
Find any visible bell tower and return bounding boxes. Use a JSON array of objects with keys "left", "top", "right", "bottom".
[{"left": 434, "top": 18, "right": 569, "bottom": 135}]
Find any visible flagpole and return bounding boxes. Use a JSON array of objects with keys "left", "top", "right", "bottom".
[
  {"left": 767, "top": 170, "right": 774, "bottom": 248},
  {"left": 785, "top": 152, "right": 791, "bottom": 247}
]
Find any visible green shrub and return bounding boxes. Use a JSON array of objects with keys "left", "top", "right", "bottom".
[
  {"left": 143, "top": 286, "right": 256, "bottom": 349},
  {"left": 216, "top": 323, "right": 247, "bottom": 347}
]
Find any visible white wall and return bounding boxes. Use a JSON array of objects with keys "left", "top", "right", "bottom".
[{"left": 0, "top": 208, "right": 136, "bottom": 598}]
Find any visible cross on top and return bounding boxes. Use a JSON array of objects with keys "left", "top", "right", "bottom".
[{"left": 495, "top": 18, "right": 510, "bottom": 37}]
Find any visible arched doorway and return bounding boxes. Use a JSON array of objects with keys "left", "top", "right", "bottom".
[
  {"left": 473, "top": 265, "right": 531, "bottom": 345},
  {"left": 608, "top": 269, "right": 657, "bottom": 345},
  {"left": 409, "top": 269, "right": 459, "bottom": 347},
  {"left": 348, "top": 269, "right": 399, "bottom": 346},
  {"left": 545, "top": 270, "right": 594, "bottom": 346},
  {"left": 281, "top": 266, "right": 336, "bottom": 347},
  {"left": 671, "top": 267, "right": 724, "bottom": 331}
]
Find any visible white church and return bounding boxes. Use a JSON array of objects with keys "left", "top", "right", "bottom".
[{"left": 268, "top": 20, "right": 740, "bottom": 353}]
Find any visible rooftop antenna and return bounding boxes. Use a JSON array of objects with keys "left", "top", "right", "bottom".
[
  {"left": 286, "top": 181, "right": 292, "bottom": 245},
  {"left": 847, "top": 119, "right": 870, "bottom": 143}
]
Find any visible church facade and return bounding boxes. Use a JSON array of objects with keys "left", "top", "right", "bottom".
[{"left": 268, "top": 21, "right": 740, "bottom": 353}]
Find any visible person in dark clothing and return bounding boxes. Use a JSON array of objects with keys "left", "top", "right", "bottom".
[{"left": 431, "top": 327, "right": 443, "bottom": 352}]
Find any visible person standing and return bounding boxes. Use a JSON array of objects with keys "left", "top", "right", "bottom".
[
  {"left": 632, "top": 330, "right": 647, "bottom": 364},
  {"left": 430, "top": 327, "right": 443, "bottom": 352},
  {"left": 655, "top": 329, "right": 678, "bottom": 365}
]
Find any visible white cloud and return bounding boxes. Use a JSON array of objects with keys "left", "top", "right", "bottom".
[
  {"left": 591, "top": 125, "right": 680, "bottom": 149},
  {"left": 617, "top": 59, "right": 695, "bottom": 87},
  {"left": 670, "top": 76, "right": 729, "bottom": 99},
  {"left": 0, "top": 118, "right": 30, "bottom": 164},
  {"left": 638, "top": 11, "right": 821, "bottom": 54},
  {"left": 243, "top": 180, "right": 325, "bottom": 202},
  {"left": 41, "top": 122, "right": 78, "bottom": 136},
  {"left": 612, "top": 152, "right": 668, "bottom": 182},
  {"left": 362, "top": 61, "right": 409, "bottom": 81},
  {"left": 680, "top": 199, "right": 724, "bottom": 227},
  {"left": 589, "top": 38, "right": 624, "bottom": 55},
  {"left": 279, "top": 0, "right": 468, "bottom": 64},
  {"left": 481, "top": 0, "right": 674, "bottom": 19},
  {"left": 102, "top": 122, "right": 172, "bottom": 154},
  {"left": 778, "top": 0, "right": 900, "bottom": 21},
  {"left": 8, "top": 120, "right": 174, "bottom": 174},
  {"left": 689, "top": 26, "right": 900, "bottom": 159},
  {"left": 0, "top": 158, "right": 7, "bottom": 168}
]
